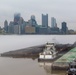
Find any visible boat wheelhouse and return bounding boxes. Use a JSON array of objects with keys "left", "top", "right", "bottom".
[{"left": 38, "top": 43, "right": 57, "bottom": 61}]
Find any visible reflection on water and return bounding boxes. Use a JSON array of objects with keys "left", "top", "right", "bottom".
[
  {"left": 38, "top": 61, "right": 66, "bottom": 75},
  {"left": 0, "top": 57, "right": 66, "bottom": 75}
]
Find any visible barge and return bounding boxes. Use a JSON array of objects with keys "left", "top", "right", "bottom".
[{"left": 52, "top": 47, "right": 76, "bottom": 70}]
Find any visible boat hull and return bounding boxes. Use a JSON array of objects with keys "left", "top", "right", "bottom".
[
  {"left": 38, "top": 58, "right": 55, "bottom": 62},
  {"left": 38, "top": 55, "right": 56, "bottom": 61}
]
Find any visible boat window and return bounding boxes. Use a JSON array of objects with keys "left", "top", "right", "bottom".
[
  {"left": 50, "top": 47, "right": 53, "bottom": 50},
  {"left": 68, "top": 74, "right": 73, "bottom": 75},
  {"left": 70, "top": 65, "right": 73, "bottom": 68},
  {"left": 74, "top": 65, "right": 76, "bottom": 68}
]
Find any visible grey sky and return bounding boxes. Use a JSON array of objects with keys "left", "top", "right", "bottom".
[{"left": 0, "top": 0, "right": 76, "bottom": 30}]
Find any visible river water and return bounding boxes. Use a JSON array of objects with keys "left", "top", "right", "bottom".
[
  {"left": 0, "top": 35, "right": 76, "bottom": 75},
  {"left": 0, "top": 57, "right": 66, "bottom": 75},
  {"left": 0, "top": 35, "right": 76, "bottom": 53}
]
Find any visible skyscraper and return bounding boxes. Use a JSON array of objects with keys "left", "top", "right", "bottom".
[
  {"left": 19, "top": 17, "right": 24, "bottom": 25},
  {"left": 14, "top": 25, "right": 21, "bottom": 34},
  {"left": 8, "top": 21, "right": 14, "bottom": 34},
  {"left": 51, "top": 17, "right": 56, "bottom": 28},
  {"left": 31, "top": 15, "right": 35, "bottom": 20},
  {"left": 4, "top": 20, "right": 8, "bottom": 33},
  {"left": 42, "top": 14, "right": 48, "bottom": 27},
  {"left": 14, "top": 13, "right": 21, "bottom": 25},
  {"left": 61, "top": 22, "right": 67, "bottom": 34},
  {"left": 29, "top": 15, "right": 37, "bottom": 27}
]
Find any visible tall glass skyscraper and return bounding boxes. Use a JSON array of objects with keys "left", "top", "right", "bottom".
[
  {"left": 29, "top": 15, "right": 37, "bottom": 27},
  {"left": 61, "top": 22, "right": 67, "bottom": 33},
  {"left": 42, "top": 14, "right": 48, "bottom": 28},
  {"left": 14, "top": 13, "right": 21, "bottom": 25},
  {"left": 4, "top": 20, "right": 8, "bottom": 32},
  {"left": 51, "top": 17, "right": 56, "bottom": 28}
]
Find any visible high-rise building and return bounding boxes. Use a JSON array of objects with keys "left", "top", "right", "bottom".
[
  {"left": 14, "top": 13, "right": 21, "bottom": 25},
  {"left": 61, "top": 22, "right": 67, "bottom": 34},
  {"left": 25, "top": 26, "right": 36, "bottom": 34},
  {"left": 29, "top": 15, "right": 37, "bottom": 27},
  {"left": 14, "top": 25, "right": 21, "bottom": 34},
  {"left": 8, "top": 21, "right": 14, "bottom": 34},
  {"left": 18, "top": 17, "right": 24, "bottom": 25},
  {"left": 31, "top": 15, "right": 35, "bottom": 20},
  {"left": 51, "top": 17, "right": 56, "bottom": 28},
  {"left": 4, "top": 20, "right": 8, "bottom": 33},
  {"left": 42, "top": 14, "right": 48, "bottom": 27}
]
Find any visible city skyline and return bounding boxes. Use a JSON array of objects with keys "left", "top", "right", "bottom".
[
  {"left": 3, "top": 13, "right": 70, "bottom": 35},
  {"left": 0, "top": 0, "right": 76, "bottom": 30}
]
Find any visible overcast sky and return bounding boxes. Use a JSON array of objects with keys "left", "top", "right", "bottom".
[{"left": 0, "top": 0, "right": 76, "bottom": 30}]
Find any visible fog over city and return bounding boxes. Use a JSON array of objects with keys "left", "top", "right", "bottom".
[{"left": 0, "top": 0, "right": 76, "bottom": 30}]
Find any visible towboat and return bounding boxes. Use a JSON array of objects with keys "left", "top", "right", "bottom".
[{"left": 38, "top": 43, "right": 57, "bottom": 61}]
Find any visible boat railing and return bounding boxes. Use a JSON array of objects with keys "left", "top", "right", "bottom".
[{"left": 39, "top": 53, "right": 53, "bottom": 55}]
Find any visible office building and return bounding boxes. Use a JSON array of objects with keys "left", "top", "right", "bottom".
[
  {"left": 25, "top": 26, "right": 35, "bottom": 34},
  {"left": 29, "top": 15, "right": 37, "bottom": 27},
  {"left": 14, "top": 25, "right": 21, "bottom": 34},
  {"left": 50, "top": 27, "right": 60, "bottom": 34},
  {"left": 4, "top": 20, "right": 8, "bottom": 33},
  {"left": 14, "top": 13, "right": 21, "bottom": 25},
  {"left": 42, "top": 14, "right": 48, "bottom": 27},
  {"left": 51, "top": 17, "right": 56, "bottom": 28},
  {"left": 31, "top": 15, "right": 35, "bottom": 20},
  {"left": 61, "top": 22, "right": 67, "bottom": 34},
  {"left": 8, "top": 21, "right": 14, "bottom": 34},
  {"left": 18, "top": 17, "right": 24, "bottom": 25},
  {"left": 39, "top": 27, "right": 48, "bottom": 34}
]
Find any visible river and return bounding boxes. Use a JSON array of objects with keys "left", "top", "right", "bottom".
[
  {"left": 0, "top": 57, "right": 66, "bottom": 75},
  {"left": 0, "top": 35, "right": 75, "bottom": 75},
  {"left": 0, "top": 35, "right": 76, "bottom": 53}
]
